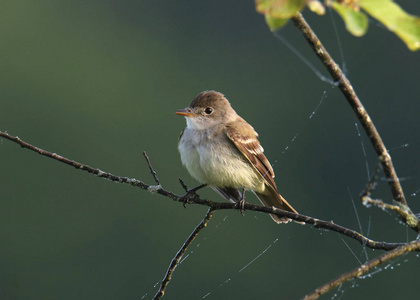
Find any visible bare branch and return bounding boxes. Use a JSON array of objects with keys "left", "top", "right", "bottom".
[
  {"left": 291, "top": 12, "right": 420, "bottom": 233},
  {"left": 360, "top": 161, "right": 419, "bottom": 229},
  {"left": 0, "top": 131, "right": 180, "bottom": 200},
  {"left": 360, "top": 161, "right": 382, "bottom": 198},
  {"left": 0, "top": 131, "right": 412, "bottom": 252},
  {"left": 362, "top": 196, "right": 420, "bottom": 229},
  {"left": 154, "top": 208, "right": 215, "bottom": 300},
  {"left": 143, "top": 151, "right": 161, "bottom": 186},
  {"left": 302, "top": 240, "right": 420, "bottom": 300}
]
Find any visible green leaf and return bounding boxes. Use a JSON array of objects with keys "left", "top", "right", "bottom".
[
  {"left": 359, "top": 0, "right": 420, "bottom": 51},
  {"left": 265, "top": 14, "right": 290, "bottom": 31},
  {"left": 256, "top": 0, "right": 305, "bottom": 30},
  {"left": 307, "top": 0, "right": 325, "bottom": 16},
  {"left": 332, "top": 2, "right": 368, "bottom": 37}
]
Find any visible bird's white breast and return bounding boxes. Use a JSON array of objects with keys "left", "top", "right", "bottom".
[{"left": 178, "top": 126, "right": 263, "bottom": 190}]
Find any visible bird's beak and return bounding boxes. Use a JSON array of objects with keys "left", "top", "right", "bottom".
[{"left": 175, "top": 108, "right": 196, "bottom": 117}]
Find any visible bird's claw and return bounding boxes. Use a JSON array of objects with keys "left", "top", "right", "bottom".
[
  {"left": 235, "top": 199, "right": 245, "bottom": 216},
  {"left": 235, "top": 188, "right": 246, "bottom": 216},
  {"left": 179, "top": 179, "right": 207, "bottom": 208},
  {"left": 181, "top": 189, "right": 200, "bottom": 208}
]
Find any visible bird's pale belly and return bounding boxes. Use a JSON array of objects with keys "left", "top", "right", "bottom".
[{"left": 178, "top": 132, "right": 264, "bottom": 191}]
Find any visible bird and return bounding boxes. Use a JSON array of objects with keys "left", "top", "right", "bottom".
[{"left": 176, "top": 90, "right": 299, "bottom": 223}]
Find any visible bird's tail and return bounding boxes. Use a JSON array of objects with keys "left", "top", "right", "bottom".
[{"left": 254, "top": 187, "right": 301, "bottom": 224}]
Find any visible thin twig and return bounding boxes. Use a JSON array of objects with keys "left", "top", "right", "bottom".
[
  {"left": 0, "top": 130, "right": 414, "bottom": 251},
  {"left": 143, "top": 151, "right": 161, "bottom": 186},
  {"left": 179, "top": 178, "right": 189, "bottom": 191},
  {"left": 179, "top": 179, "right": 207, "bottom": 194},
  {"left": 254, "top": 205, "right": 406, "bottom": 251},
  {"left": 154, "top": 208, "right": 215, "bottom": 300},
  {"left": 291, "top": 12, "right": 420, "bottom": 233},
  {"left": 178, "top": 180, "right": 208, "bottom": 208},
  {"left": 302, "top": 240, "right": 420, "bottom": 300},
  {"left": 362, "top": 197, "right": 420, "bottom": 229},
  {"left": 360, "top": 161, "right": 419, "bottom": 228},
  {"left": 360, "top": 160, "right": 382, "bottom": 198},
  {"left": 0, "top": 131, "right": 179, "bottom": 200}
]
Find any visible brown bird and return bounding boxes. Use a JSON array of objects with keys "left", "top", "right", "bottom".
[{"left": 176, "top": 90, "right": 299, "bottom": 223}]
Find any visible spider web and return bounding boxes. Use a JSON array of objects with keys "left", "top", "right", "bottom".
[{"left": 144, "top": 8, "right": 420, "bottom": 300}]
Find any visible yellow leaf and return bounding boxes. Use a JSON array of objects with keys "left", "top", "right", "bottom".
[
  {"left": 265, "top": 14, "right": 290, "bottom": 31},
  {"left": 360, "top": 0, "right": 420, "bottom": 51},
  {"left": 332, "top": 2, "right": 368, "bottom": 37},
  {"left": 308, "top": 0, "right": 326, "bottom": 16}
]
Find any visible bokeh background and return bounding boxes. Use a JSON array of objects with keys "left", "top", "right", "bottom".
[{"left": 1, "top": 1, "right": 419, "bottom": 299}]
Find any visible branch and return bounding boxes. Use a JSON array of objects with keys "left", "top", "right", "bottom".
[
  {"left": 360, "top": 161, "right": 420, "bottom": 229},
  {"left": 0, "top": 131, "right": 180, "bottom": 201},
  {"left": 0, "top": 131, "right": 413, "bottom": 251},
  {"left": 153, "top": 208, "right": 215, "bottom": 300},
  {"left": 302, "top": 240, "right": 420, "bottom": 300},
  {"left": 143, "top": 151, "right": 161, "bottom": 186},
  {"left": 362, "top": 197, "right": 420, "bottom": 230},
  {"left": 291, "top": 12, "right": 420, "bottom": 233}
]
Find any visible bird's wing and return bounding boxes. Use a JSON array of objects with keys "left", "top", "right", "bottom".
[
  {"left": 226, "top": 119, "right": 300, "bottom": 224},
  {"left": 212, "top": 186, "right": 242, "bottom": 203},
  {"left": 225, "top": 118, "right": 277, "bottom": 191}
]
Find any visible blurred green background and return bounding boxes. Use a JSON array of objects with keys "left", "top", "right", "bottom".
[{"left": 1, "top": 1, "right": 419, "bottom": 299}]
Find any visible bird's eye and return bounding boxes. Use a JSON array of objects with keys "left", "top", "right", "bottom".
[{"left": 204, "top": 107, "right": 213, "bottom": 115}]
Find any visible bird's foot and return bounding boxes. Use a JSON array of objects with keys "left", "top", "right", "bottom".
[
  {"left": 179, "top": 179, "right": 207, "bottom": 208},
  {"left": 235, "top": 187, "right": 246, "bottom": 216},
  {"left": 235, "top": 199, "right": 245, "bottom": 216}
]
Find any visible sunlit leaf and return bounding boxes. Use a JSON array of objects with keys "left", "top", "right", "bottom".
[
  {"left": 308, "top": 0, "right": 325, "bottom": 16},
  {"left": 265, "top": 14, "right": 290, "bottom": 31},
  {"left": 332, "top": 2, "right": 368, "bottom": 37},
  {"left": 359, "top": 0, "right": 420, "bottom": 51},
  {"left": 256, "top": 0, "right": 305, "bottom": 30}
]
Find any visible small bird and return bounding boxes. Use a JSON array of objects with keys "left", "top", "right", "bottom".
[{"left": 176, "top": 90, "right": 299, "bottom": 223}]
